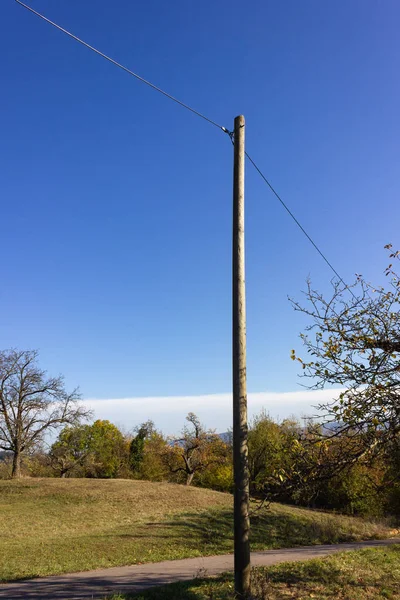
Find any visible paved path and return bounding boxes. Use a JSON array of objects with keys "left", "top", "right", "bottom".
[{"left": 0, "top": 538, "right": 398, "bottom": 600}]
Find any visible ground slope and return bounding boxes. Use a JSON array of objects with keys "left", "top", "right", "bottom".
[{"left": 0, "top": 478, "right": 395, "bottom": 582}]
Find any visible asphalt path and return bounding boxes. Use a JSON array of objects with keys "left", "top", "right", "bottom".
[{"left": 0, "top": 538, "right": 398, "bottom": 599}]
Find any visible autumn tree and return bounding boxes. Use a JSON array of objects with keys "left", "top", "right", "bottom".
[
  {"left": 248, "top": 412, "right": 300, "bottom": 498},
  {"left": 51, "top": 420, "right": 129, "bottom": 478},
  {"left": 247, "top": 413, "right": 386, "bottom": 513},
  {"left": 135, "top": 426, "right": 169, "bottom": 481},
  {"left": 0, "top": 349, "right": 89, "bottom": 478},
  {"left": 291, "top": 246, "right": 400, "bottom": 463},
  {"left": 164, "top": 413, "right": 228, "bottom": 486},
  {"left": 50, "top": 424, "right": 92, "bottom": 477}
]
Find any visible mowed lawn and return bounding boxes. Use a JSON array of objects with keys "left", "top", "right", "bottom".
[
  {"left": 117, "top": 545, "right": 400, "bottom": 600},
  {"left": 0, "top": 478, "right": 395, "bottom": 582}
]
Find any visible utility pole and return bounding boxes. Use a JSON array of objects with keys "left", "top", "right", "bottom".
[{"left": 232, "top": 114, "right": 250, "bottom": 598}]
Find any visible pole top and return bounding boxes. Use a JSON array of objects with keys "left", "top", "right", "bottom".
[{"left": 234, "top": 115, "right": 245, "bottom": 127}]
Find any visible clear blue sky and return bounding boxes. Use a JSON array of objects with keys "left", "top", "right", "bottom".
[{"left": 1, "top": 1, "right": 399, "bottom": 418}]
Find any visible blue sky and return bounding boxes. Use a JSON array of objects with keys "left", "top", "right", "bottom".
[{"left": 1, "top": 1, "right": 399, "bottom": 432}]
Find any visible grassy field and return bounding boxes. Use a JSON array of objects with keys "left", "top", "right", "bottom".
[
  {"left": 113, "top": 544, "right": 400, "bottom": 599},
  {"left": 0, "top": 478, "right": 396, "bottom": 582}
]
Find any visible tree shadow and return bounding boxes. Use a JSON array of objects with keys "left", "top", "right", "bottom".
[
  {"left": 122, "top": 573, "right": 233, "bottom": 600},
  {"left": 253, "top": 545, "right": 400, "bottom": 591},
  {"left": 130, "top": 507, "right": 360, "bottom": 552}
]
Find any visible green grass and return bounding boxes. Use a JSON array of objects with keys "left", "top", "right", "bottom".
[
  {"left": 0, "top": 478, "right": 395, "bottom": 582},
  {"left": 111, "top": 545, "right": 400, "bottom": 599}
]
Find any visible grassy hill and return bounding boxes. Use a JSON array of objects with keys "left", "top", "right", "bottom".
[{"left": 0, "top": 478, "right": 395, "bottom": 582}]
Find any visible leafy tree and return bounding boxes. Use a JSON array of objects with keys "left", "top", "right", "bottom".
[
  {"left": 164, "top": 413, "right": 229, "bottom": 486},
  {"left": 50, "top": 420, "right": 129, "bottom": 478},
  {"left": 83, "top": 420, "right": 128, "bottom": 478},
  {"left": 196, "top": 461, "right": 233, "bottom": 492},
  {"left": 249, "top": 413, "right": 284, "bottom": 494},
  {"left": 0, "top": 349, "right": 89, "bottom": 478},
  {"left": 137, "top": 428, "right": 169, "bottom": 481},
  {"left": 247, "top": 412, "right": 388, "bottom": 514},
  {"left": 50, "top": 424, "right": 93, "bottom": 477},
  {"left": 291, "top": 246, "right": 400, "bottom": 462},
  {"left": 248, "top": 412, "right": 307, "bottom": 500},
  {"left": 129, "top": 421, "right": 155, "bottom": 473},
  {"left": 319, "top": 460, "right": 386, "bottom": 516}
]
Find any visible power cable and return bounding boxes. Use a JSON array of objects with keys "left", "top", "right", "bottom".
[
  {"left": 16, "top": 0, "right": 359, "bottom": 301},
  {"left": 14, "top": 0, "right": 231, "bottom": 136},
  {"left": 244, "top": 149, "right": 359, "bottom": 301}
]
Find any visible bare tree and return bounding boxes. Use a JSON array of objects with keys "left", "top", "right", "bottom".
[
  {"left": 0, "top": 349, "right": 91, "bottom": 478},
  {"left": 164, "top": 413, "right": 228, "bottom": 486}
]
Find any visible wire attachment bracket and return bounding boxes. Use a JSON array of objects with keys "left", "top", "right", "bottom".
[{"left": 221, "top": 126, "right": 234, "bottom": 138}]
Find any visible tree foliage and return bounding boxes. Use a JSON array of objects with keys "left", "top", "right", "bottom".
[
  {"left": 291, "top": 246, "right": 400, "bottom": 461},
  {"left": 88, "top": 419, "right": 128, "bottom": 478},
  {"left": 164, "top": 413, "right": 229, "bottom": 486},
  {"left": 129, "top": 421, "right": 155, "bottom": 473},
  {"left": 248, "top": 412, "right": 298, "bottom": 497},
  {"left": 51, "top": 420, "right": 128, "bottom": 478},
  {"left": 50, "top": 424, "right": 92, "bottom": 477},
  {"left": 136, "top": 427, "right": 169, "bottom": 481}
]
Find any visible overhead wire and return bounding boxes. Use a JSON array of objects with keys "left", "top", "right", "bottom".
[
  {"left": 226, "top": 130, "right": 359, "bottom": 300},
  {"left": 15, "top": 0, "right": 359, "bottom": 301},
  {"left": 14, "top": 0, "right": 231, "bottom": 136},
  {"left": 243, "top": 149, "right": 359, "bottom": 300}
]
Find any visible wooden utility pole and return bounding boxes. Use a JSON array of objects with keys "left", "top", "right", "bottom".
[{"left": 232, "top": 114, "right": 250, "bottom": 598}]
